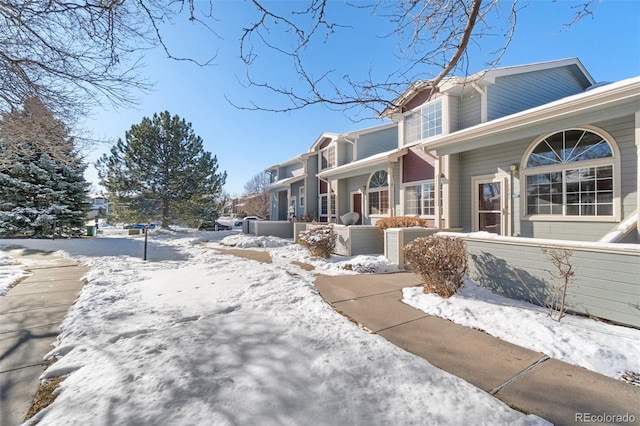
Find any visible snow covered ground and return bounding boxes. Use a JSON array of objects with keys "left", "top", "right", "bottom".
[
  {"left": 0, "top": 230, "right": 636, "bottom": 425},
  {"left": 0, "top": 251, "right": 30, "bottom": 296}
]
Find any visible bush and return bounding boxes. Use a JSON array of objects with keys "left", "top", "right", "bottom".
[
  {"left": 403, "top": 235, "right": 468, "bottom": 298},
  {"left": 298, "top": 225, "right": 336, "bottom": 258},
  {"left": 375, "top": 216, "right": 430, "bottom": 230}
]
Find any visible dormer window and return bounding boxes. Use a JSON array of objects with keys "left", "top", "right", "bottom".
[
  {"left": 404, "top": 100, "right": 442, "bottom": 144},
  {"left": 320, "top": 145, "right": 336, "bottom": 170}
]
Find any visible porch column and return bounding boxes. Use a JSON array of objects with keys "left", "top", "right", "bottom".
[
  {"left": 327, "top": 179, "right": 333, "bottom": 223},
  {"left": 434, "top": 156, "right": 442, "bottom": 229},
  {"left": 387, "top": 165, "right": 395, "bottom": 217}
]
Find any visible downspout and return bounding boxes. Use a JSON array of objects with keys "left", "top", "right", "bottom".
[
  {"left": 472, "top": 82, "right": 487, "bottom": 123},
  {"left": 340, "top": 135, "right": 357, "bottom": 162}
]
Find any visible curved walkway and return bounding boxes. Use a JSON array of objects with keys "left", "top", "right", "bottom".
[
  {"left": 0, "top": 249, "right": 88, "bottom": 426},
  {"left": 215, "top": 248, "right": 640, "bottom": 426}
]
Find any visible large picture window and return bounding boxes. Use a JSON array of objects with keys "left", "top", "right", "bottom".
[
  {"left": 404, "top": 100, "right": 442, "bottom": 144},
  {"left": 405, "top": 182, "right": 435, "bottom": 216},
  {"left": 523, "top": 129, "right": 616, "bottom": 218},
  {"left": 368, "top": 170, "right": 389, "bottom": 215}
]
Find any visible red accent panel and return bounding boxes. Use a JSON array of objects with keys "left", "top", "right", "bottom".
[
  {"left": 319, "top": 137, "right": 332, "bottom": 149},
  {"left": 352, "top": 193, "right": 363, "bottom": 225},
  {"left": 319, "top": 180, "right": 328, "bottom": 194},
  {"left": 402, "top": 149, "right": 435, "bottom": 183},
  {"left": 404, "top": 89, "right": 434, "bottom": 112}
]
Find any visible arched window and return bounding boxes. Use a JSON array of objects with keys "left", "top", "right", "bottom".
[
  {"left": 523, "top": 128, "right": 617, "bottom": 218},
  {"left": 368, "top": 170, "right": 389, "bottom": 215}
]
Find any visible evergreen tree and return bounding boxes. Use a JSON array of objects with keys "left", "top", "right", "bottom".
[
  {"left": 96, "top": 111, "right": 227, "bottom": 227},
  {"left": 0, "top": 100, "right": 89, "bottom": 238}
]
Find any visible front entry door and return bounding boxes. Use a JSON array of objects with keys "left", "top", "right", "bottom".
[
  {"left": 474, "top": 176, "right": 507, "bottom": 235},
  {"left": 352, "top": 193, "right": 363, "bottom": 225}
]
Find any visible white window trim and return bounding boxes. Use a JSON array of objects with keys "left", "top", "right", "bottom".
[
  {"left": 319, "top": 144, "right": 336, "bottom": 171},
  {"left": 472, "top": 173, "right": 511, "bottom": 236},
  {"left": 401, "top": 180, "right": 436, "bottom": 218},
  {"left": 403, "top": 98, "right": 444, "bottom": 144},
  {"left": 367, "top": 170, "right": 390, "bottom": 217},
  {"left": 520, "top": 126, "right": 621, "bottom": 222},
  {"left": 299, "top": 186, "right": 304, "bottom": 208}
]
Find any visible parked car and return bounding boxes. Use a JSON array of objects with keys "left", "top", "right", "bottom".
[
  {"left": 198, "top": 221, "right": 231, "bottom": 231},
  {"left": 242, "top": 216, "right": 265, "bottom": 222}
]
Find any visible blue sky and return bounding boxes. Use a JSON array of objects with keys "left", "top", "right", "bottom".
[{"left": 82, "top": 0, "right": 640, "bottom": 196}]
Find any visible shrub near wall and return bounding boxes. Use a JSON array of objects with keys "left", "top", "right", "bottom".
[
  {"left": 298, "top": 225, "right": 336, "bottom": 258},
  {"left": 376, "top": 216, "right": 430, "bottom": 230},
  {"left": 403, "top": 235, "right": 468, "bottom": 298}
]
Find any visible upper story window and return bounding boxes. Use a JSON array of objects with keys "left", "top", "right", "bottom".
[
  {"left": 404, "top": 100, "right": 442, "bottom": 144},
  {"left": 320, "top": 145, "right": 336, "bottom": 170},
  {"left": 368, "top": 170, "right": 389, "bottom": 215},
  {"left": 523, "top": 128, "right": 617, "bottom": 218}
]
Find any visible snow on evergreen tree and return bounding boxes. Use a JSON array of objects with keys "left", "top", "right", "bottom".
[
  {"left": 96, "top": 111, "right": 227, "bottom": 227},
  {"left": 0, "top": 99, "right": 89, "bottom": 238}
]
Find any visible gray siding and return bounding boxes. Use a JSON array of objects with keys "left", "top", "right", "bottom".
[
  {"left": 344, "top": 175, "right": 368, "bottom": 214},
  {"left": 283, "top": 162, "right": 303, "bottom": 178},
  {"left": 326, "top": 225, "right": 385, "bottom": 256},
  {"left": 447, "top": 154, "right": 462, "bottom": 228},
  {"left": 487, "top": 67, "right": 586, "bottom": 121},
  {"left": 357, "top": 127, "right": 398, "bottom": 159},
  {"left": 456, "top": 114, "right": 637, "bottom": 241},
  {"left": 447, "top": 96, "right": 460, "bottom": 133},
  {"left": 338, "top": 180, "right": 349, "bottom": 218},
  {"left": 464, "top": 238, "right": 640, "bottom": 328},
  {"left": 458, "top": 141, "right": 524, "bottom": 233},
  {"left": 337, "top": 141, "right": 352, "bottom": 167},
  {"left": 458, "top": 92, "right": 482, "bottom": 130},
  {"left": 306, "top": 155, "right": 319, "bottom": 220},
  {"left": 606, "top": 115, "right": 638, "bottom": 221}
]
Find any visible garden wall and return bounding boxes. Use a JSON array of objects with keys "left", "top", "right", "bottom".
[
  {"left": 439, "top": 232, "right": 640, "bottom": 328},
  {"left": 384, "top": 227, "right": 463, "bottom": 269}
]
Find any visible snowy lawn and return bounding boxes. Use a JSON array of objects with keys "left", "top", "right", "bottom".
[
  {"left": 0, "top": 230, "right": 548, "bottom": 426},
  {"left": 0, "top": 231, "right": 640, "bottom": 425},
  {"left": 0, "top": 251, "right": 30, "bottom": 296}
]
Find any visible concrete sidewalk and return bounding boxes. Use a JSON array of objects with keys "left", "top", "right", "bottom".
[
  {"left": 315, "top": 272, "right": 640, "bottom": 426},
  {"left": 0, "top": 249, "right": 88, "bottom": 426}
]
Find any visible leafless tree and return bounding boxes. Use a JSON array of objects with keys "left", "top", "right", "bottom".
[
  {"left": 0, "top": 98, "right": 75, "bottom": 167},
  {"left": 0, "top": 1, "right": 221, "bottom": 119},
  {"left": 542, "top": 247, "right": 576, "bottom": 322},
  {"left": 233, "top": 0, "right": 598, "bottom": 116},
  {"left": 1, "top": 0, "right": 598, "bottom": 124},
  {"left": 242, "top": 172, "right": 271, "bottom": 218}
]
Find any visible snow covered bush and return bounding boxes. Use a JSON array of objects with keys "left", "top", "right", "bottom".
[
  {"left": 403, "top": 235, "right": 468, "bottom": 298},
  {"left": 375, "top": 216, "right": 429, "bottom": 230},
  {"left": 297, "top": 225, "right": 336, "bottom": 258}
]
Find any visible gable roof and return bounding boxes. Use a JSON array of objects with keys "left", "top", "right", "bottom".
[
  {"left": 382, "top": 58, "right": 595, "bottom": 117},
  {"left": 421, "top": 76, "right": 640, "bottom": 155}
]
